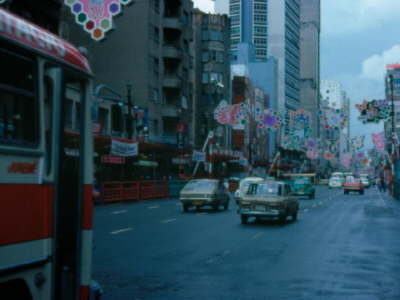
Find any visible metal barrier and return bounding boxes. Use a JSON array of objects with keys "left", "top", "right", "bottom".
[
  {"left": 102, "top": 182, "right": 123, "bottom": 203},
  {"left": 140, "top": 180, "right": 168, "bottom": 199},
  {"left": 168, "top": 180, "right": 189, "bottom": 197},
  {"left": 102, "top": 180, "right": 168, "bottom": 203},
  {"left": 122, "top": 182, "right": 140, "bottom": 201}
]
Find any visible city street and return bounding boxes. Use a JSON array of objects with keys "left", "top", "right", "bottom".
[{"left": 93, "top": 186, "right": 400, "bottom": 300}]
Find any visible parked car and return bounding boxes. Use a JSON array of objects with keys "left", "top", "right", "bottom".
[
  {"left": 291, "top": 177, "right": 315, "bottom": 199},
  {"left": 329, "top": 176, "right": 343, "bottom": 188},
  {"left": 343, "top": 176, "right": 364, "bottom": 195},
  {"left": 234, "top": 177, "right": 264, "bottom": 204},
  {"left": 237, "top": 180, "right": 299, "bottom": 224},
  {"left": 360, "top": 176, "right": 371, "bottom": 188},
  {"left": 180, "top": 179, "right": 230, "bottom": 212}
]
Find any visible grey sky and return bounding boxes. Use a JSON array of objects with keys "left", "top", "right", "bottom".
[{"left": 193, "top": 0, "right": 397, "bottom": 142}]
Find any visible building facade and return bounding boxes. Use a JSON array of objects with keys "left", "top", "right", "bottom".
[
  {"left": 300, "top": 0, "right": 320, "bottom": 138},
  {"left": 267, "top": 0, "right": 301, "bottom": 114},
  {"left": 229, "top": 0, "right": 268, "bottom": 62},
  {"left": 192, "top": 10, "right": 231, "bottom": 148},
  {"left": 385, "top": 64, "right": 400, "bottom": 152},
  {"left": 63, "top": 0, "right": 194, "bottom": 147}
]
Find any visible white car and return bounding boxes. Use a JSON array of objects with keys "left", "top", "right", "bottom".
[
  {"left": 329, "top": 176, "right": 343, "bottom": 188},
  {"left": 234, "top": 177, "right": 264, "bottom": 204}
]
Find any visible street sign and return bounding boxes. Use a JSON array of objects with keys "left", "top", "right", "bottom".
[
  {"left": 110, "top": 139, "right": 138, "bottom": 157},
  {"left": 192, "top": 151, "right": 206, "bottom": 162}
]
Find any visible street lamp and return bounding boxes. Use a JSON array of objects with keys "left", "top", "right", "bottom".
[
  {"left": 388, "top": 74, "right": 395, "bottom": 151},
  {"left": 126, "top": 84, "right": 133, "bottom": 139}
]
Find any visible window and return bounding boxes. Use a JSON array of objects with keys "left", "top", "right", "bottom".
[
  {"left": 153, "top": 57, "right": 159, "bottom": 76},
  {"left": 152, "top": 88, "right": 160, "bottom": 103},
  {"left": 75, "top": 102, "right": 81, "bottom": 130},
  {"left": 0, "top": 47, "right": 37, "bottom": 146},
  {"left": 98, "top": 107, "right": 109, "bottom": 135},
  {"left": 65, "top": 99, "right": 73, "bottom": 129},
  {"left": 202, "top": 72, "right": 209, "bottom": 84},
  {"left": 154, "top": 26, "right": 159, "bottom": 44},
  {"left": 152, "top": 119, "right": 159, "bottom": 136},
  {"left": 202, "top": 51, "right": 209, "bottom": 62},
  {"left": 154, "top": 0, "right": 160, "bottom": 14}
]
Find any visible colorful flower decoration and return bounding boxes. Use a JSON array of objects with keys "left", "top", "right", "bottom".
[
  {"left": 341, "top": 153, "right": 351, "bottom": 169},
  {"left": 371, "top": 132, "right": 385, "bottom": 152},
  {"left": 351, "top": 136, "right": 365, "bottom": 151},
  {"left": 65, "top": 0, "right": 132, "bottom": 41},
  {"left": 356, "top": 99, "right": 391, "bottom": 123},
  {"left": 258, "top": 109, "right": 281, "bottom": 130},
  {"left": 214, "top": 101, "right": 248, "bottom": 127},
  {"left": 307, "top": 149, "right": 318, "bottom": 160}
]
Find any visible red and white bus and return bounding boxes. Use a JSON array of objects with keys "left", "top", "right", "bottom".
[{"left": 0, "top": 8, "right": 96, "bottom": 300}]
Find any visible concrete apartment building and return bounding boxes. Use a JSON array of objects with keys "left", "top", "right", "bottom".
[
  {"left": 192, "top": 10, "right": 231, "bottom": 148},
  {"left": 62, "top": 0, "right": 195, "bottom": 148},
  {"left": 300, "top": 0, "right": 320, "bottom": 138},
  {"left": 385, "top": 64, "right": 400, "bottom": 153}
]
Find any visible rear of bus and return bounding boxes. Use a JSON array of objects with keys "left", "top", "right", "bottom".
[{"left": 0, "top": 8, "right": 95, "bottom": 300}]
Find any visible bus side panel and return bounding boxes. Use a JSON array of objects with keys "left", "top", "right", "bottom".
[{"left": 0, "top": 184, "right": 52, "bottom": 246}]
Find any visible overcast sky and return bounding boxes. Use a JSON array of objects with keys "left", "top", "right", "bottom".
[{"left": 193, "top": 0, "right": 399, "bottom": 141}]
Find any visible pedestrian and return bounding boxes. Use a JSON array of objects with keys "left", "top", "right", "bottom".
[{"left": 381, "top": 176, "right": 387, "bottom": 193}]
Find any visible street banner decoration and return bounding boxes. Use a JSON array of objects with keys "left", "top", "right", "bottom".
[
  {"left": 257, "top": 109, "right": 282, "bottom": 130},
  {"left": 355, "top": 99, "right": 391, "bottom": 123},
  {"left": 371, "top": 132, "right": 385, "bottom": 152},
  {"left": 323, "top": 151, "right": 337, "bottom": 163},
  {"left": 320, "top": 108, "right": 347, "bottom": 130},
  {"left": 306, "top": 149, "right": 318, "bottom": 160},
  {"left": 355, "top": 151, "right": 365, "bottom": 160},
  {"left": 65, "top": 0, "right": 132, "bottom": 41},
  {"left": 101, "top": 155, "right": 125, "bottom": 164},
  {"left": 214, "top": 100, "right": 248, "bottom": 128},
  {"left": 340, "top": 153, "right": 351, "bottom": 169},
  {"left": 286, "top": 110, "right": 312, "bottom": 150},
  {"left": 351, "top": 136, "right": 365, "bottom": 150},
  {"left": 192, "top": 150, "right": 206, "bottom": 162},
  {"left": 110, "top": 138, "right": 138, "bottom": 157}
]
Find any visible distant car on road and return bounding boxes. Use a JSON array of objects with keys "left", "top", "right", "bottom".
[
  {"left": 343, "top": 176, "right": 364, "bottom": 195},
  {"left": 291, "top": 177, "right": 315, "bottom": 199},
  {"left": 237, "top": 180, "right": 299, "bottom": 224},
  {"left": 329, "top": 176, "right": 343, "bottom": 188},
  {"left": 180, "top": 179, "right": 230, "bottom": 212},
  {"left": 360, "top": 176, "right": 371, "bottom": 188},
  {"left": 234, "top": 177, "right": 264, "bottom": 204}
]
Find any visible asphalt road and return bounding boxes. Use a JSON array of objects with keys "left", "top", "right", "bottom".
[{"left": 92, "top": 186, "right": 400, "bottom": 300}]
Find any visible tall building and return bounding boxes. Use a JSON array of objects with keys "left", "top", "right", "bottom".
[
  {"left": 385, "top": 64, "right": 400, "bottom": 152},
  {"left": 192, "top": 10, "right": 231, "bottom": 148},
  {"left": 268, "top": 0, "right": 301, "bottom": 113},
  {"left": 214, "top": 0, "right": 229, "bottom": 14},
  {"left": 300, "top": 0, "right": 320, "bottom": 138},
  {"left": 229, "top": 0, "right": 268, "bottom": 62}
]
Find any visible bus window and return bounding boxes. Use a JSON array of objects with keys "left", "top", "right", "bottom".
[{"left": 0, "top": 47, "right": 37, "bottom": 146}]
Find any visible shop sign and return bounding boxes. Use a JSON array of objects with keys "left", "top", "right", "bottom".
[
  {"left": 172, "top": 158, "right": 190, "bottom": 165},
  {"left": 101, "top": 155, "right": 125, "bottom": 164},
  {"left": 110, "top": 139, "right": 138, "bottom": 157},
  {"left": 239, "top": 157, "right": 248, "bottom": 166},
  {"left": 192, "top": 151, "right": 206, "bottom": 162}
]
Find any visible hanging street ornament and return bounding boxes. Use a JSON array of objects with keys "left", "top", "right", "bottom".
[
  {"left": 65, "top": 0, "right": 132, "bottom": 41},
  {"left": 258, "top": 109, "right": 281, "bottom": 130}
]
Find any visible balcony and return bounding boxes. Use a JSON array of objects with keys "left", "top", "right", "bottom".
[
  {"left": 163, "top": 75, "right": 182, "bottom": 88},
  {"left": 163, "top": 46, "right": 182, "bottom": 59},
  {"left": 161, "top": 105, "right": 179, "bottom": 117},
  {"left": 163, "top": 17, "right": 182, "bottom": 30}
]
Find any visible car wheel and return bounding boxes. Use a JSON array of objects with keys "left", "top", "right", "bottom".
[
  {"left": 309, "top": 193, "right": 315, "bottom": 200},
  {"left": 360, "top": 190, "right": 364, "bottom": 195},
  {"left": 183, "top": 204, "right": 189, "bottom": 212},
  {"left": 240, "top": 214, "right": 248, "bottom": 224},
  {"left": 292, "top": 209, "right": 298, "bottom": 221},
  {"left": 279, "top": 213, "right": 287, "bottom": 224},
  {"left": 344, "top": 190, "right": 348, "bottom": 195},
  {"left": 212, "top": 203, "right": 219, "bottom": 211}
]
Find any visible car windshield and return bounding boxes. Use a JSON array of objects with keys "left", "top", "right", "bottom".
[
  {"left": 183, "top": 181, "right": 216, "bottom": 191},
  {"left": 294, "top": 178, "right": 310, "bottom": 184},
  {"left": 346, "top": 176, "right": 360, "bottom": 184},
  {"left": 248, "top": 183, "right": 281, "bottom": 196}
]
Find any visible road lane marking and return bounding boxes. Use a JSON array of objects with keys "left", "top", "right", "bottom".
[
  {"left": 161, "top": 218, "right": 177, "bottom": 224},
  {"left": 197, "top": 212, "right": 207, "bottom": 215},
  {"left": 148, "top": 205, "right": 160, "bottom": 209},
  {"left": 252, "top": 232, "right": 264, "bottom": 240},
  {"left": 110, "top": 227, "right": 133, "bottom": 235},
  {"left": 112, "top": 210, "right": 127, "bottom": 215},
  {"left": 303, "top": 209, "right": 309, "bottom": 212}
]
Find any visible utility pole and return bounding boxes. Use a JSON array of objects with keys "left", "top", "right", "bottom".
[{"left": 126, "top": 84, "right": 133, "bottom": 139}]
